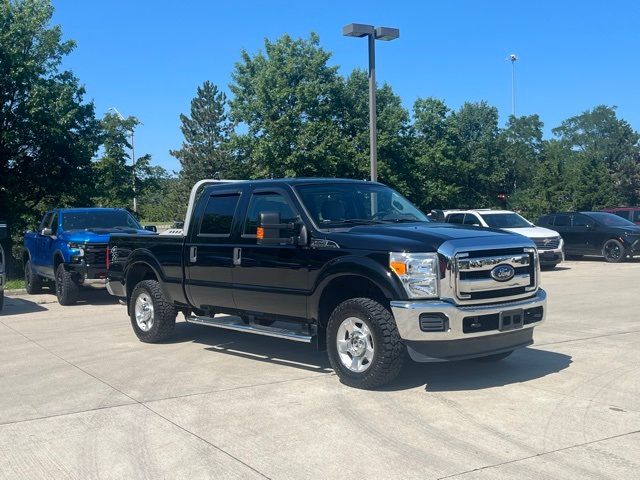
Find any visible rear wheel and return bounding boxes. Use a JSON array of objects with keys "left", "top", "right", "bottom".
[
  {"left": 327, "top": 297, "right": 404, "bottom": 389},
  {"left": 0, "top": 290, "right": 4, "bottom": 312},
  {"left": 24, "top": 260, "right": 43, "bottom": 294},
  {"left": 130, "top": 280, "right": 177, "bottom": 342},
  {"left": 55, "top": 263, "right": 78, "bottom": 305},
  {"left": 603, "top": 239, "right": 625, "bottom": 263}
]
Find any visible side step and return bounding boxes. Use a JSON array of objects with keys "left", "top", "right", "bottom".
[{"left": 185, "top": 315, "right": 313, "bottom": 343}]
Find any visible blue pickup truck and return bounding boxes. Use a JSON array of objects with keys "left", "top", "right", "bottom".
[{"left": 23, "top": 208, "right": 155, "bottom": 305}]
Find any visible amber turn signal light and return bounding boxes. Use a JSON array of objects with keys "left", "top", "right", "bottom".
[
  {"left": 390, "top": 261, "right": 407, "bottom": 276},
  {"left": 256, "top": 227, "right": 264, "bottom": 240}
]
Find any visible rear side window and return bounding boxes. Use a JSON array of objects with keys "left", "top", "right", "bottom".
[
  {"left": 244, "top": 192, "right": 298, "bottom": 236},
  {"left": 633, "top": 210, "right": 640, "bottom": 223},
  {"left": 199, "top": 194, "right": 240, "bottom": 235},
  {"left": 613, "top": 211, "right": 631, "bottom": 221},
  {"left": 554, "top": 215, "right": 570, "bottom": 227},
  {"left": 573, "top": 215, "right": 594, "bottom": 227},
  {"left": 447, "top": 213, "right": 465, "bottom": 224},
  {"left": 39, "top": 212, "right": 53, "bottom": 231},
  {"left": 463, "top": 214, "right": 480, "bottom": 226}
]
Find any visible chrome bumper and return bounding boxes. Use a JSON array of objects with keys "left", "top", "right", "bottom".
[{"left": 390, "top": 289, "right": 546, "bottom": 342}]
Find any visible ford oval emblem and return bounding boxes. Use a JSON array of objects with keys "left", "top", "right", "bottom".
[{"left": 490, "top": 264, "right": 515, "bottom": 282}]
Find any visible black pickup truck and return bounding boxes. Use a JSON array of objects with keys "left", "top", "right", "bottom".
[{"left": 106, "top": 178, "right": 547, "bottom": 388}]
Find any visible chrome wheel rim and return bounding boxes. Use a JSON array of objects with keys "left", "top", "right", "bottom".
[
  {"left": 604, "top": 241, "right": 621, "bottom": 261},
  {"left": 135, "top": 293, "right": 154, "bottom": 332},
  {"left": 336, "top": 317, "right": 374, "bottom": 373}
]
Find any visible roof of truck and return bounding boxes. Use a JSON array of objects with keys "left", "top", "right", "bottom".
[{"left": 211, "top": 178, "right": 375, "bottom": 186}]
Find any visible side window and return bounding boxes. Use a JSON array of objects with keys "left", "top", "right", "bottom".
[
  {"left": 39, "top": 213, "right": 53, "bottom": 232},
  {"left": 554, "top": 215, "right": 570, "bottom": 227},
  {"left": 613, "top": 211, "right": 630, "bottom": 221},
  {"left": 633, "top": 210, "right": 640, "bottom": 223},
  {"left": 463, "top": 214, "right": 480, "bottom": 226},
  {"left": 50, "top": 214, "right": 59, "bottom": 235},
  {"left": 244, "top": 192, "right": 298, "bottom": 236},
  {"left": 447, "top": 213, "right": 465, "bottom": 224},
  {"left": 573, "top": 215, "right": 594, "bottom": 228},
  {"left": 199, "top": 194, "right": 240, "bottom": 236}
]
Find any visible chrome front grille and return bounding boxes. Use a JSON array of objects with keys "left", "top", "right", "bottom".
[
  {"left": 532, "top": 237, "right": 560, "bottom": 250},
  {"left": 442, "top": 247, "right": 539, "bottom": 305}
]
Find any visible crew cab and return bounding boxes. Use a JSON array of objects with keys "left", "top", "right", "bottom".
[
  {"left": 107, "top": 179, "right": 547, "bottom": 389},
  {"left": 443, "top": 209, "right": 564, "bottom": 269},
  {"left": 23, "top": 208, "right": 154, "bottom": 305}
]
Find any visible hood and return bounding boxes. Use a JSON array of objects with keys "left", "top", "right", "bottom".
[
  {"left": 501, "top": 226, "right": 560, "bottom": 239},
  {"left": 62, "top": 228, "right": 154, "bottom": 243},
  {"left": 324, "top": 222, "right": 534, "bottom": 252}
]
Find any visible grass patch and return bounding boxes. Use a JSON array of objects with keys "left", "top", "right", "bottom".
[{"left": 5, "top": 278, "right": 25, "bottom": 290}]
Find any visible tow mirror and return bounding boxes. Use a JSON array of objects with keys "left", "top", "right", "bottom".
[
  {"left": 41, "top": 227, "right": 53, "bottom": 236},
  {"left": 257, "top": 212, "right": 306, "bottom": 246},
  {"left": 144, "top": 225, "right": 158, "bottom": 232}
]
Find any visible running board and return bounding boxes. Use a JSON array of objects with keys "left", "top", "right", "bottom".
[{"left": 185, "top": 315, "right": 313, "bottom": 343}]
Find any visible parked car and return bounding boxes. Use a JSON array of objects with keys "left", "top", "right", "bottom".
[
  {"left": 443, "top": 209, "right": 564, "bottom": 269},
  {"left": 601, "top": 207, "right": 640, "bottom": 226},
  {"left": 538, "top": 211, "right": 640, "bottom": 263},
  {"left": 23, "top": 208, "right": 155, "bottom": 305},
  {"left": 0, "top": 221, "right": 6, "bottom": 312},
  {"left": 106, "top": 178, "right": 547, "bottom": 389}
]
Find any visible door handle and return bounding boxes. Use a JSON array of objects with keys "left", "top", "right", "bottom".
[
  {"left": 189, "top": 246, "right": 197, "bottom": 263},
  {"left": 233, "top": 248, "right": 241, "bottom": 266}
]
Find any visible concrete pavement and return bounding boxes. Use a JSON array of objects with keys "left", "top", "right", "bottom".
[{"left": 1, "top": 260, "right": 639, "bottom": 479}]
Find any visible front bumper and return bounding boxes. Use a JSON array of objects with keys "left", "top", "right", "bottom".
[
  {"left": 65, "top": 261, "right": 107, "bottom": 280},
  {"left": 390, "top": 289, "right": 547, "bottom": 361},
  {"left": 538, "top": 248, "right": 564, "bottom": 265}
]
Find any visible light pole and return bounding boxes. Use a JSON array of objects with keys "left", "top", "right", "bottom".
[
  {"left": 108, "top": 107, "right": 137, "bottom": 213},
  {"left": 508, "top": 54, "right": 518, "bottom": 117},
  {"left": 343, "top": 23, "right": 399, "bottom": 182}
]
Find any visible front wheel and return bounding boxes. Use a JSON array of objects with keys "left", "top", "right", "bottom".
[
  {"left": 603, "top": 239, "right": 625, "bottom": 263},
  {"left": 55, "top": 264, "right": 78, "bottom": 305},
  {"left": 130, "top": 280, "right": 177, "bottom": 342},
  {"left": 540, "top": 263, "right": 559, "bottom": 271},
  {"left": 327, "top": 297, "right": 404, "bottom": 389},
  {"left": 24, "top": 260, "right": 43, "bottom": 294}
]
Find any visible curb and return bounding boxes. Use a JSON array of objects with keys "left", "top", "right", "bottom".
[{"left": 4, "top": 289, "right": 27, "bottom": 295}]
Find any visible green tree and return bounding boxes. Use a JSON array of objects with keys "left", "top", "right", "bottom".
[
  {"left": 92, "top": 112, "right": 139, "bottom": 208},
  {"left": 168, "top": 81, "right": 235, "bottom": 219},
  {"left": 499, "top": 114, "right": 544, "bottom": 192},
  {"left": 230, "top": 33, "right": 345, "bottom": 178},
  {"left": 0, "top": 0, "right": 100, "bottom": 265},
  {"left": 553, "top": 105, "right": 640, "bottom": 205}
]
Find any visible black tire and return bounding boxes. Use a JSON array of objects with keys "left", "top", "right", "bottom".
[
  {"left": 474, "top": 350, "right": 514, "bottom": 362},
  {"left": 24, "top": 259, "right": 43, "bottom": 294},
  {"left": 326, "top": 297, "right": 404, "bottom": 389},
  {"left": 130, "top": 280, "right": 177, "bottom": 342},
  {"left": 603, "top": 239, "right": 625, "bottom": 263},
  {"left": 55, "top": 263, "right": 79, "bottom": 305},
  {"left": 540, "top": 263, "right": 559, "bottom": 271},
  {"left": 0, "top": 290, "right": 4, "bottom": 312}
]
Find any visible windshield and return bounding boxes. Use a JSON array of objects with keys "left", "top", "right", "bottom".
[
  {"left": 295, "top": 183, "right": 428, "bottom": 228},
  {"left": 585, "top": 212, "right": 637, "bottom": 227},
  {"left": 480, "top": 213, "right": 532, "bottom": 229},
  {"left": 62, "top": 210, "right": 142, "bottom": 231}
]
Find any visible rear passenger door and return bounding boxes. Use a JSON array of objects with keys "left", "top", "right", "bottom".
[
  {"left": 185, "top": 188, "right": 243, "bottom": 312},
  {"left": 549, "top": 214, "right": 577, "bottom": 252},
  {"left": 571, "top": 214, "right": 598, "bottom": 253},
  {"left": 232, "top": 188, "right": 309, "bottom": 319}
]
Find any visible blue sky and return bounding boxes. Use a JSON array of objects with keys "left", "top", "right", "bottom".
[{"left": 53, "top": 0, "right": 640, "bottom": 172}]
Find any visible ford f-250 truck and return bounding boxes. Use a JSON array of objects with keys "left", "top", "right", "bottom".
[
  {"left": 23, "top": 208, "right": 154, "bottom": 305},
  {"left": 106, "top": 179, "right": 547, "bottom": 389}
]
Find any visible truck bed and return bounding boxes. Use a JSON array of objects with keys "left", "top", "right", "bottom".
[{"left": 107, "top": 233, "right": 188, "bottom": 305}]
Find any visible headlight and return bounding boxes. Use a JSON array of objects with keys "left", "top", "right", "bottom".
[
  {"left": 67, "top": 242, "right": 85, "bottom": 257},
  {"left": 389, "top": 252, "right": 439, "bottom": 299}
]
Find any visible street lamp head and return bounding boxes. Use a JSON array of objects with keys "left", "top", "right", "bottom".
[
  {"left": 509, "top": 54, "right": 518, "bottom": 62},
  {"left": 375, "top": 26, "right": 399, "bottom": 41},
  {"left": 342, "top": 23, "right": 375, "bottom": 37}
]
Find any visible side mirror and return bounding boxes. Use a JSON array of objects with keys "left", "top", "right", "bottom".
[
  {"left": 144, "top": 225, "right": 158, "bottom": 232},
  {"left": 41, "top": 227, "right": 53, "bottom": 236},
  {"left": 257, "top": 212, "right": 303, "bottom": 246}
]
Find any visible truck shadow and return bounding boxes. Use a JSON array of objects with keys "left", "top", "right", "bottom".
[
  {"left": 169, "top": 322, "right": 571, "bottom": 390},
  {"left": 386, "top": 348, "right": 572, "bottom": 392},
  {"left": 0, "top": 297, "right": 48, "bottom": 315}
]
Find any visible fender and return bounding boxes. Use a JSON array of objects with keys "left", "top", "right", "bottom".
[
  {"left": 122, "top": 249, "right": 175, "bottom": 308},
  {"left": 308, "top": 254, "right": 407, "bottom": 321}
]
